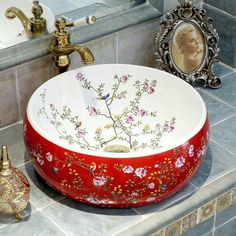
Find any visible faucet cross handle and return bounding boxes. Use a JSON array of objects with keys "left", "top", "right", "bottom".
[{"left": 55, "top": 15, "right": 96, "bottom": 33}]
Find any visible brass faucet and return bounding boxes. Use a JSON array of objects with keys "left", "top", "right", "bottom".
[
  {"left": 49, "top": 16, "right": 96, "bottom": 74},
  {"left": 5, "top": 1, "right": 48, "bottom": 39}
]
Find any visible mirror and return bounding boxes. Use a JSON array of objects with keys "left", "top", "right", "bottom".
[
  {"left": 0, "top": 0, "right": 55, "bottom": 49},
  {"left": 0, "top": 0, "right": 161, "bottom": 71},
  {"left": 0, "top": 0, "right": 146, "bottom": 50}
]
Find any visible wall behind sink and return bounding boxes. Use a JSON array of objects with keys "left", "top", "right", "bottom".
[
  {"left": 0, "top": 0, "right": 203, "bottom": 129},
  {"left": 203, "top": 0, "right": 236, "bottom": 68}
]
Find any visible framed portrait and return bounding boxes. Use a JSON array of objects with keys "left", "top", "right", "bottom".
[{"left": 155, "top": 0, "right": 221, "bottom": 88}]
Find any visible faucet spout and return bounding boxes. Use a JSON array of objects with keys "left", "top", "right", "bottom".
[
  {"left": 5, "top": 7, "right": 29, "bottom": 33},
  {"left": 49, "top": 16, "right": 96, "bottom": 73},
  {"left": 73, "top": 45, "right": 94, "bottom": 65}
]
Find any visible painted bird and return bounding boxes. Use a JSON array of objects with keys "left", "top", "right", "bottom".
[
  {"left": 89, "top": 162, "right": 97, "bottom": 176},
  {"left": 97, "top": 93, "right": 110, "bottom": 101},
  {"left": 74, "top": 121, "right": 82, "bottom": 130}
]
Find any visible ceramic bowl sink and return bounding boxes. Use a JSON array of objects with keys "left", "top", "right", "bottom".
[
  {"left": 0, "top": 0, "right": 54, "bottom": 48},
  {"left": 24, "top": 64, "right": 209, "bottom": 208}
]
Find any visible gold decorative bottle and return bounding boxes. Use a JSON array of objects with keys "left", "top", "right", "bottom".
[{"left": 0, "top": 145, "right": 30, "bottom": 220}]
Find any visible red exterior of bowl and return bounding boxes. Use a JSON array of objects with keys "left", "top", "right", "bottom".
[{"left": 24, "top": 115, "right": 209, "bottom": 208}]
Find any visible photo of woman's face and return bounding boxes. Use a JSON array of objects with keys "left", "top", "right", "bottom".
[
  {"left": 184, "top": 31, "right": 201, "bottom": 54},
  {"left": 171, "top": 22, "right": 205, "bottom": 73}
]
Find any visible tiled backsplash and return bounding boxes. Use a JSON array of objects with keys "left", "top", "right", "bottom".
[
  {"left": 0, "top": 56, "right": 55, "bottom": 127},
  {"left": 203, "top": 0, "right": 236, "bottom": 68},
  {"left": 0, "top": 18, "right": 159, "bottom": 128},
  {"left": 152, "top": 187, "right": 236, "bottom": 236}
]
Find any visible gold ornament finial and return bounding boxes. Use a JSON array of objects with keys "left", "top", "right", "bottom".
[{"left": 0, "top": 145, "right": 12, "bottom": 176}]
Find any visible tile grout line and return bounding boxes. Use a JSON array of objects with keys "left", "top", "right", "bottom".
[
  {"left": 115, "top": 32, "right": 119, "bottom": 63},
  {"left": 36, "top": 195, "right": 67, "bottom": 212},
  {"left": 0, "top": 120, "right": 23, "bottom": 132},
  {"left": 210, "top": 113, "right": 236, "bottom": 128},
  {"left": 209, "top": 138, "right": 236, "bottom": 156},
  {"left": 200, "top": 89, "right": 236, "bottom": 110},
  {"left": 200, "top": 168, "right": 236, "bottom": 188},
  {"left": 39, "top": 211, "right": 72, "bottom": 236},
  {"left": 112, "top": 217, "right": 150, "bottom": 236},
  {"left": 219, "top": 71, "right": 235, "bottom": 79},
  {"left": 16, "top": 159, "right": 32, "bottom": 169},
  {"left": 218, "top": 61, "right": 236, "bottom": 71},
  {"left": 214, "top": 215, "right": 236, "bottom": 231}
]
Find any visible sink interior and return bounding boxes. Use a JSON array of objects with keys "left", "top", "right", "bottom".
[
  {"left": 0, "top": 0, "right": 55, "bottom": 48},
  {"left": 27, "top": 64, "right": 206, "bottom": 157}
]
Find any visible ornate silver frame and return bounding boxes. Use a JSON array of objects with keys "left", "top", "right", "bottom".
[{"left": 155, "top": 0, "right": 221, "bottom": 88}]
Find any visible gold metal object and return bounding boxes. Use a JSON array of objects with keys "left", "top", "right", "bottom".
[
  {"left": 49, "top": 17, "right": 96, "bottom": 74},
  {"left": 5, "top": 1, "right": 48, "bottom": 39},
  {"left": 103, "top": 144, "right": 130, "bottom": 153},
  {"left": 0, "top": 145, "right": 30, "bottom": 220}
]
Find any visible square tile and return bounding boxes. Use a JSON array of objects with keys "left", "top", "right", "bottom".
[
  {"left": 70, "top": 33, "right": 116, "bottom": 69},
  {"left": 0, "top": 123, "right": 29, "bottom": 167},
  {"left": 17, "top": 56, "right": 53, "bottom": 119},
  {"left": 42, "top": 198, "right": 142, "bottom": 236},
  {"left": 165, "top": 220, "right": 182, "bottom": 236},
  {"left": 197, "top": 90, "right": 236, "bottom": 126},
  {"left": 210, "top": 115, "right": 236, "bottom": 155},
  {"left": 198, "top": 200, "right": 216, "bottom": 223},
  {"left": 0, "top": 211, "right": 66, "bottom": 236},
  {"left": 215, "top": 200, "right": 236, "bottom": 227},
  {"left": 118, "top": 19, "right": 159, "bottom": 67},
  {"left": 212, "top": 63, "right": 233, "bottom": 78},
  {"left": 0, "top": 68, "right": 19, "bottom": 127},
  {"left": 0, "top": 123, "right": 22, "bottom": 147},
  {"left": 214, "top": 217, "right": 236, "bottom": 236},
  {"left": 203, "top": 5, "right": 236, "bottom": 67},
  {"left": 205, "top": 72, "right": 236, "bottom": 109},
  {"left": 216, "top": 191, "right": 232, "bottom": 212},
  {"left": 182, "top": 210, "right": 198, "bottom": 233}
]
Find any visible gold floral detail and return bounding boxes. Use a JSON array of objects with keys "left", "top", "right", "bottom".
[
  {"left": 165, "top": 220, "right": 182, "bottom": 236},
  {"left": 0, "top": 178, "right": 14, "bottom": 200},
  {"left": 199, "top": 200, "right": 216, "bottom": 222},
  {"left": 216, "top": 191, "right": 231, "bottom": 212},
  {"left": 182, "top": 211, "right": 197, "bottom": 232},
  {"left": 231, "top": 187, "right": 236, "bottom": 204}
]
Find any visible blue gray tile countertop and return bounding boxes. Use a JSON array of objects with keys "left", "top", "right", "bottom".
[{"left": 1, "top": 63, "right": 236, "bottom": 236}]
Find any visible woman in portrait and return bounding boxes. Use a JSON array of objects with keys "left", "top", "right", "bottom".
[{"left": 173, "top": 23, "right": 203, "bottom": 73}]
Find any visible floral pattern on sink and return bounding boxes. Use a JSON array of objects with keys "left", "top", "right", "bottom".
[
  {"left": 37, "top": 72, "right": 176, "bottom": 152},
  {"left": 27, "top": 135, "right": 207, "bottom": 206}
]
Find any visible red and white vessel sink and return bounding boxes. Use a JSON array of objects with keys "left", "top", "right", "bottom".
[{"left": 24, "top": 64, "right": 209, "bottom": 208}]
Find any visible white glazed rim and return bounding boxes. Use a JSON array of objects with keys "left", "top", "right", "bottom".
[{"left": 26, "top": 64, "right": 208, "bottom": 158}]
